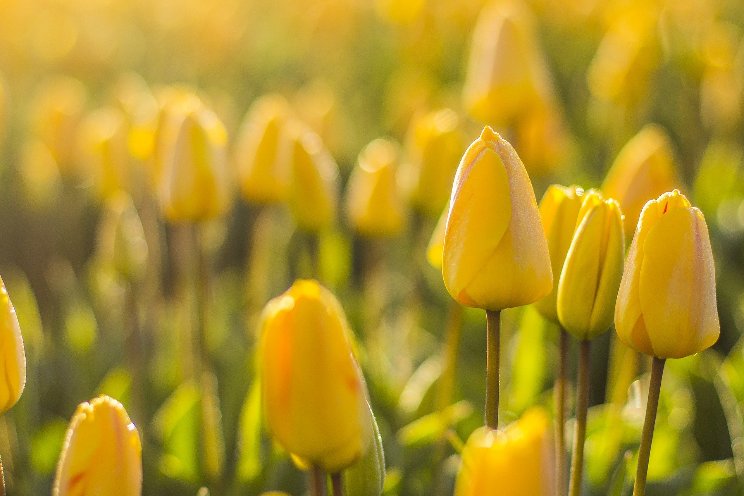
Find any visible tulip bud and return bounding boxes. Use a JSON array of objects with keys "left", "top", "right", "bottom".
[
  {"left": 53, "top": 395, "right": 142, "bottom": 496},
  {"left": 401, "top": 108, "right": 465, "bottom": 217},
  {"left": 96, "top": 193, "right": 149, "bottom": 283},
  {"left": 557, "top": 190, "right": 625, "bottom": 340},
  {"left": 159, "top": 103, "right": 231, "bottom": 222},
  {"left": 0, "top": 276, "right": 26, "bottom": 414},
  {"left": 602, "top": 124, "right": 681, "bottom": 237},
  {"left": 442, "top": 126, "right": 552, "bottom": 311},
  {"left": 77, "top": 107, "right": 130, "bottom": 201},
  {"left": 454, "top": 408, "right": 555, "bottom": 496},
  {"left": 615, "top": 190, "right": 719, "bottom": 358},
  {"left": 286, "top": 125, "right": 339, "bottom": 232},
  {"left": 259, "top": 280, "right": 371, "bottom": 473},
  {"left": 345, "top": 139, "right": 406, "bottom": 237},
  {"left": 534, "top": 185, "right": 585, "bottom": 323},
  {"left": 234, "top": 95, "right": 292, "bottom": 204},
  {"left": 426, "top": 207, "right": 447, "bottom": 270}
]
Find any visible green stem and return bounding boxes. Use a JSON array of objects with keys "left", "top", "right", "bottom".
[
  {"left": 193, "top": 224, "right": 210, "bottom": 376},
  {"left": 0, "top": 455, "right": 5, "bottom": 496},
  {"left": 633, "top": 357, "right": 665, "bottom": 496},
  {"left": 556, "top": 328, "right": 568, "bottom": 496},
  {"left": 310, "top": 466, "right": 326, "bottom": 496},
  {"left": 485, "top": 310, "right": 501, "bottom": 430},
  {"left": 330, "top": 472, "right": 344, "bottom": 496},
  {"left": 569, "top": 339, "right": 590, "bottom": 496}
]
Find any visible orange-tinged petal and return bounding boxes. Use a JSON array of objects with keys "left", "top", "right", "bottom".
[{"left": 0, "top": 276, "right": 25, "bottom": 414}]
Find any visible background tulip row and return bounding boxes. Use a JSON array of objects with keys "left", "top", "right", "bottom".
[{"left": 0, "top": 0, "right": 744, "bottom": 495}]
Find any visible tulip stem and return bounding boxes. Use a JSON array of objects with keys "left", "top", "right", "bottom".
[
  {"left": 330, "top": 472, "right": 344, "bottom": 496},
  {"left": 0, "top": 455, "right": 5, "bottom": 496},
  {"left": 569, "top": 339, "right": 590, "bottom": 496},
  {"left": 556, "top": 327, "right": 568, "bottom": 496},
  {"left": 310, "top": 466, "right": 326, "bottom": 496},
  {"left": 485, "top": 310, "right": 501, "bottom": 430},
  {"left": 633, "top": 357, "right": 665, "bottom": 496}
]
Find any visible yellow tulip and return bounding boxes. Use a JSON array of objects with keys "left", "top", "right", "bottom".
[
  {"left": 286, "top": 125, "right": 339, "bottom": 232},
  {"left": 0, "top": 276, "right": 26, "bottom": 414},
  {"left": 77, "top": 107, "right": 130, "bottom": 201},
  {"left": 53, "top": 395, "right": 142, "bottom": 496},
  {"left": 259, "top": 280, "right": 370, "bottom": 473},
  {"left": 345, "top": 139, "right": 406, "bottom": 237},
  {"left": 442, "top": 126, "right": 552, "bottom": 311},
  {"left": 534, "top": 185, "right": 585, "bottom": 323},
  {"left": 159, "top": 103, "right": 231, "bottom": 223},
  {"left": 454, "top": 408, "right": 555, "bottom": 496},
  {"left": 234, "top": 95, "right": 292, "bottom": 204},
  {"left": 426, "top": 207, "right": 447, "bottom": 270},
  {"left": 615, "top": 190, "right": 719, "bottom": 358},
  {"left": 96, "top": 193, "right": 148, "bottom": 283},
  {"left": 401, "top": 108, "right": 465, "bottom": 217},
  {"left": 602, "top": 124, "right": 681, "bottom": 237},
  {"left": 557, "top": 190, "right": 625, "bottom": 340}
]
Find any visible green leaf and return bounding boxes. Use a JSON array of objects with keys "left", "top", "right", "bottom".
[
  {"left": 508, "top": 306, "right": 548, "bottom": 414},
  {"left": 154, "top": 381, "right": 201, "bottom": 482},
  {"left": 95, "top": 367, "right": 132, "bottom": 407},
  {"left": 396, "top": 401, "right": 473, "bottom": 448},
  {"left": 30, "top": 420, "right": 69, "bottom": 475},
  {"left": 345, "top": 400, "right": 386, "bottom": 496},
  {"left": 237, "top": 379, "right": 264, "bottom": 482}
]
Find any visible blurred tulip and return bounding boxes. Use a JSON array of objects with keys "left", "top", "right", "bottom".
[
  {"left": 375, "top": 0, "right": 425, "bottom": 25},
  {"left": 0, "top": 276, "right": 26, "bottom": 414},
  {"left": 18, "top": 140, "right": 63, "bottom": 209},
  {"left": 615, "top": 190, "right": 719, "bottom": 358},
  {"left": 29, "top": 77, "right": 87, "bottom": 173},
  {"left": 345, "top": 138, "right": 407, "bottom": 237},
  {"left": 700, "top": 23, "right": 743, "bottom": 133},
  {"left": 401, "top": 108, "right": 465, "bottom": 217},
  {"left": 514, "top": 100, "right": 571, "bottom": 176},
  {"left": 442, "top": 126, "right": 552, "bottom": 311},
  {"left": 426, "top": 207, "right": 447, "bottom": 270},
  {"left": 54, "top": 395, "right": 142, "bottom": 496},
  {"left": 77, "top": 107, "right": 130, "bottom": 201},
  {"left": 294, "top": 81, "right": 344, "bottom": 158},
  {"left": 259, "top": 280, "right": 371, "bottom": 473},
  {"left": 159, "top": 103, "right": 231, "bottom": 223},
  {"left": 286, "top": 125, "right": 339, "bottom": 232},
  {"left": 234, "top": 94, "right": 292, "bottom": 204},
  {"left": 602, "top": 124, "right": 681, "bottom": 237},
  {"left": 112, "top": 73, "right": 159, "bottom": 163},
  {"left": 96, "top": 193, "right": 149, "bottom": 283},
  {"left": 454, "top": 408, "right": 555, "bottom": 496},
  {"left": 534, "top": 185, "right": 585, "bottom": 323},
  {"left": 557, "top": 190, "right": 624, "bottom": 340}
]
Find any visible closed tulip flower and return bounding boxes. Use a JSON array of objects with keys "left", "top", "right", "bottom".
[
  {"left": 534, "top": 185, "right": 585, "bottom": 323},
  {"left": 53, "top": 395, "right": 142, "bottom": 496},
  {"left": 77, "top": 107, "right": 130, "bottom": 201},
  {"left": 557, "top": 190, "right": 625, "bottom": 340},
  {"left": 0, "top": 276, "right": 26, "bottom": 414},
  {"left": 455, "top": 408, "right": 555, "bottom": 496},
  {"left": 345, "top": 139, "right": 406, "bottom": 237},
  {"left": 95, "top": 193, "right": 149, "bottom": 283},
  {"left": 443, "top": 126, "right": 552, "bottom": 311},
  {"left": 259, "top": 280, "right": 370, "bottom": 473},
  {"left": 615, "top": 190, "right": 719, "bottom": 359},
  {"left": 159, "top": 103, "right": 231, "bottom": 222},
  {"left": 602, "top": 124, "right": 681, "bottom": 237}
]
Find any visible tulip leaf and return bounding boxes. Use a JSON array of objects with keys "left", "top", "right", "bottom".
[
  {"left": 683, "top": 459, "right": 739, "bottom": 496},
  {"left": 154, "top": 381, "right": 201, "bottom": 482},
  {"left": 64, "top": 299, "right": 97, "bottom": 353},
  {"left": 396, "top": 401, "right": 473, "bottom": 447},
  {"left": 95, "top": 366, "right": 132, "bottom": 406},
  {"left": 508, "top": 306, "right": 547, "bottom": 414},
  {"left": 318, "top": 229, "right": 351, "bottom": 289},
  {"left": 237, "top": 379, "right": 264, "bottom": 482},
  {"left": 345, "top": 400, "right": 386, "bottom": 496}
]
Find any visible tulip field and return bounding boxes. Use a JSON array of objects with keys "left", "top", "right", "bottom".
[{"left": 2, "top": 0, "right": 744, "bottom": 495}]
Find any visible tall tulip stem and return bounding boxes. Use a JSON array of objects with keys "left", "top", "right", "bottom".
[
  {"left": 569, "top": 339, "right": 590, "bottom": 496},
  {"left": 311, "top": 466, "right": 326, "bottom": 496},
  {"left": 633, "top": 357, "right": 666, "bottom": 496},
  {"left": 331, "top": 472, "right": 344, "bottom": 496},
  {"left": 0, "top": 455, "right": 5, "bottom": 496},
  {"left": 556, "top": 328, "right": 568, "bottom": 495},
  {"left": 485, "top": 310, "right": 501, "bottom": 430}
]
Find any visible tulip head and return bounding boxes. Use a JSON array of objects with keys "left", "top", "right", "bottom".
[
  {"left": 454, "top": 408, "right": 555, "bottom": 496},
  {"left": 615, "top": 190, "right": 719, "bottom": 358},
  {"left": 259, "top": 280, "right": 370, "bottom": 473},
  {"left": 53, "top": 395, "right": 142, "bottom": 496},
  {"left": 0, "top": 277, "right": 26, "bottom": 414},
  {"left": 96, "top": 193, "right": 149, "bottom": 283},
  {"left": 78, "top": 107, "right": 130, "bottom": 201},
  {"left": 345, "top": 139, "right": 406, "bottom": 237},
  {"left": 159, "top": 104, "right": 231, "bottom": 223},
  {"left": 557, "top": 190, "right": 625, "bottom": 340},
  {"left": 534, "top": 185, "right": 585, "bottom": 323},
  {"left": 286, "top": 125, "right": 339, "bottom": 232},
  {"left": 602, "top": 124, "right": 681, "bottom": 237},
  {"left": 442, "top": 127, "right": 552, "bottom": 311}
]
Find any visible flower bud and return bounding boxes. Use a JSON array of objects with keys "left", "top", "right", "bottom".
[
  {"left": 286, "top": 125, "right": 339, "bottom": 232},
  {"left": 259, "top": 280, "right": 371, "bottom": 473},
  {"left": 53, "top": 395, "right": 142, "bottom": 496},
  {"left": 345, "top": 139, "right": 406, "bottom": 237},
  {"left": 77, "top": 107, "right": 130, "bottom": 201},
  {"left": 234, "top": 95, "right": 292, "bottom": 204},
  {"left": 615, "top": 190, "right": 719, "bottom": 358},
  {"left": 454, "top": 408, "right": 555, "bottom": 496},
  {"left": 602, "top": 124, "right": 681, "bottom": 237},
  {"left": 534, "top": 185, "right": 584, "bottom": 323},
  {"left": 159, "top": 103, "right": 231, "bottom": 222},
  {"left": 401, "top": 108, "right": 465, "bottom": 216},
  {"left": 0, "top": 276, "right": 26, "bottom": 414},
  {"left": 442, "top": 127, "right": 552, "bottom": 311},
  {"left": 557, "top": 190, "right": 625, "bottom": 340},
  {"left": 96, "top": 193, "right": 149, "bottom": 283}
]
